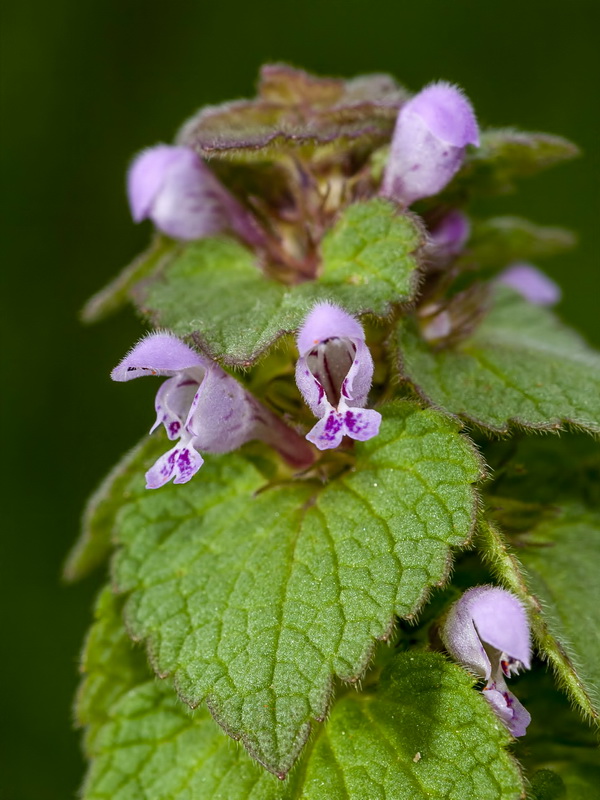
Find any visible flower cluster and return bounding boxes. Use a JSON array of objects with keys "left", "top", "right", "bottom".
[{"left": 442, "top": 586, "right": 532, "bottom": 736}]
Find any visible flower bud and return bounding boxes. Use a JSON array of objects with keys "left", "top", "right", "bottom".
[
  {"left": 381, "top": 82, "right": 479, "bottom": 205},
  {"left": 442, "top": 585, "right": 531, "bottom": 737},
  {"left": 127, "top": 145, "right": 263, "bottom": 245}
]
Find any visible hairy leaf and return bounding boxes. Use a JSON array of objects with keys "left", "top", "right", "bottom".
[
  {"left": 80, "top": 596, "right": 523, "bottom": 800},
  {"left": 176, "top": 64, "right": 406, "bottom": 162},
  {"left": 136, "top": 199, "right": 423, "bottom": 366},
  {"left": 65, "top": 435, "right": 169, "bottom": 582},
  {"left": 110, "top": 402, "right": 481, "bottom": 774},
  {"left": 458, "top": 216, "right": 576, "bottom": 271},
  {"left": 397, "top": 287, "right": 600, "bottom": 434}
]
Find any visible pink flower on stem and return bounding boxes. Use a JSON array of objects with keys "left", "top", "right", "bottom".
[
  {"left": 112, "top": 332, "right": 313, "bottom": 488},
  {"left": 381, "top": 82, "right": 479, "bottom": 206},
  {"left": 442, "top": 585, "right": 532, "bottom": 737},
  {"left": 295, "top": 303, "right": 381, "bottom": 450},
  {"left": 127, "top": 145, "right": 263, "bottom": 245}
]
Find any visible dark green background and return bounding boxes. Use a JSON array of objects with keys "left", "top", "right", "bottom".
[{"left": 2, "top": 1, "right": 598, "bottom": 797}]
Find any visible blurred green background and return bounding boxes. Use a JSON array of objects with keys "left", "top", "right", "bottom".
[{"left": 1, "top": 0, "right": 598, "bottom": 797}]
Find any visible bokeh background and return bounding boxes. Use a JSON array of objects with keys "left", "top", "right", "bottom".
[{"left": 2, "top": 1, "right": 599, "bottom": 797}]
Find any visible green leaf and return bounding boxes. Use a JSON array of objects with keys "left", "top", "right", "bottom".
[
  {"left": 81, "top": 595, "right": 524, "bottom": 800},
  {"left": 300, "top": 652, "right": 524, "bottom": 800},
  {"left": 441, "top": 128, "right": 579, "bottom": 201},
  {"left": 81, "top": 236, "right": 179, "bottom": 324},
  {"left": 177, "top": 65, "right": 406, "bottom": 162},
  {"left": 64, "top": 434, "right": 169, "bottom": 582},
  {"left": 135, "top": 199, "right": 423, "bottom": 366},
  {"left": 478, "top": 512, "right": 600, "bottom": 727},
  {"left": 111, "top": 402, "right": 482, "bottom": 775},
  {"left": 458, "top": 216, "right": 576, "bottom": 271},
  {"left": 397, "top": 287, "right": 600, "bottom": 434},
  {"left": 76, "top": 588, "right": 149, "bottom": 752}
]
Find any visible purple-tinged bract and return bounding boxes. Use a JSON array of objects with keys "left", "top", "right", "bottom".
[
  {"left": 442, "top": 585, "right": 532, "bottom": 737},
  {"left": 127, "top": 145, "right": 263, "bottom": 245},
  {"left": 112, "top": 332, "right": 313, "bottom": 488},
  {"left": 497, "top": 263, "right": 562, "bottom": 306},
  {"left": 295, "top": 302, "right": 381, "bottom": 450},
  {"left": 381, "top": 82, "right": 479, "bottom": 206}
]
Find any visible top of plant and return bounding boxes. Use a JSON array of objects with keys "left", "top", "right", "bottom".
[{"left": 72, "top": 64, "right": 600, "bottom": 798}]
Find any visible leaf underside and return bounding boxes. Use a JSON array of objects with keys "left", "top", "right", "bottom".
[
  {"left": 397, "top": 287, "right": 600, "bottom": 434},
  {"left": 80, "top": 590, "right": 524, "bottom": 800},
  {"left": 110, "top": 402, "right": 482, "bottom": 775}
]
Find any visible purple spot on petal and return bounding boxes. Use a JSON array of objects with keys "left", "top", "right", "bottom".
[{"left": 169, "top": 421, "right": 181, "bottom": 437}]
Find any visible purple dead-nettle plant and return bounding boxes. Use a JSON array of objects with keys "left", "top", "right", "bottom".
[
  {"left": 127, "top": 144, "right": 264, "bottom": 246},
  {"left": 442, "top": 586, "right": 532, "bottom": 737},
  {"left": 111, "top": 332, "right": 313, "bottom": 488},
  {"left": 497, "top": 262, "right": 562, "bottom": 306},
  {"left": 380, "top": 81, "right": 479, "bottom": 206},
  {"left": 295, "top": 302, "right": 382, "bottom": 450}
]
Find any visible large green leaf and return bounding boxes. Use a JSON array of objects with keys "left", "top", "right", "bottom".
[
  {"left": 110, "top": 402, "right": 482, "bottom": 775},
  {"left": 397, "top": 287, "right": 600, "bottom": 434},
  {"left": 134, "top": 199, "right": 422, "bottom": 366},
  {"left": 64, "top": 435, "right": 168, "bottom": 581},
  {"left": 80, "top": 593, "right": 523, "bottom": 800}
]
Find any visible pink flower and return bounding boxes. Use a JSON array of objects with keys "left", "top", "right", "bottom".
[
  {"left": 112, "top": 332, "right": 312, "bottom": 488},
  {"left": 295, "top": 303, "right": 381, "bottom": 450},
  {"left": 381, "top": 82, "right": 479, "bottom": 205},
  {"left": 442, "top": 585, "right": 532, "bottom": 737}
]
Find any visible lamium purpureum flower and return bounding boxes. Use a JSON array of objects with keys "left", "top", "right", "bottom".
[
  {"left": 127, "top": 145, "right": 264, "bottom": 245},
  {"left": 497, "top": 262, "right": 562, "bottom": 306},
  {"left": 442, "top": 585, "right": 532, "bottom": 737},
  {"left": 111, "top": 332, "right": 313, "bottom": 488},
  {"left": 295, "top": 302, "right": 382, "bottom": 450},
  {"left": 381, "top": 82, "right": 479, "bottom": 206},
  {"left": 426, "top": 210, "right": 471, "bottom": 268}
]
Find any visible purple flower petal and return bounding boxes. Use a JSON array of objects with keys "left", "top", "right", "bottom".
[
  {"left": 428, "top": 210, "right": 471, "bottom": 262},
  {"left": 407, "top": 82, "right": 479, "bottom": 147},
  {"left": 306, "top": 405, "right": 382, "bottom": 450},
  {"left": 295, "top": 303, "right": 380, "bottom": 451},
  {"left": 113, "top": 331, "right": 314, "bottom": 487},
  {"left": 497, "top": 263, "right": 562, "bottom": 306},
  {"left": 296, "top": 302, "right": 365, "bottom": 355},
  {"left": 126, "top": 144, "right": 264, "bottom": 245},
  {"left": 483, "top": 686, "right": 531, "bottom": 738},
  {"left": 127, "top": 146, "right": 183, "bottom": 222},
  {"left": 111, "top": 332, "right": 206, "bottom": 382},
  {"left": 145, "top": 441, "right": 204, "bottom": 489},
  {"left": 467, "top": 586, "right": 532, "bottom": 669},
  {"left": 381, "top": 82, "right": 479, "bottom": 206}
]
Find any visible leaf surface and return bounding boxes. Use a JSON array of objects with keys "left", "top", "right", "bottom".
[
  {"left": 80, "top": 595, "right": 523, "bottom": 800},
  {"left": 111, "top": 402, "right": 482, "bottom": 774},
  {"left": 134, "top": 199, "right": 422, "bottom": 366},
  {"left": 397, "top": 287, "right": 600, "bottom": 433}
]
